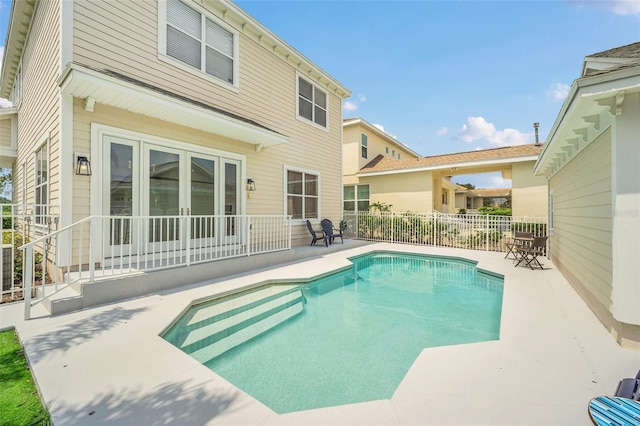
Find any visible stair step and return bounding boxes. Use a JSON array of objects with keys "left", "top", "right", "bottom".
[{"left": 164, "top": 284, "right": 305, "bottom": 362}]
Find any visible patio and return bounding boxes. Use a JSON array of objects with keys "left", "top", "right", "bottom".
[{"left": 1, "top": 242, "right": 638, "bottom": 425}]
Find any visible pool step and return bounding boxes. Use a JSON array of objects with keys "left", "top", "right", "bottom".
[{"left": 165, "top": 285, "right": 304, "bottom": 363}]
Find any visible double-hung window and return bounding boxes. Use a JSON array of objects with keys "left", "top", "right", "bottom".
[
  {"left": 297, "top": 76, "right": 327, "bottom": 128},
  {"left": 163, "top": 0, "right": 236, "bottom": 85},
  {"left": 343, "top": 184, "right": 369, "bottom": 211},
  {"left": 286, "top": 168, "right": 319, "bottom": 219},
  {"left": 361, "top": 134, "right": 368, "bottom": 159},
  {"left": 34, "top": 142, "right": 49, "bottom": 225}
]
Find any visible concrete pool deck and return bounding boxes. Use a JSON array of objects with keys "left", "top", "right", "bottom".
[{"left": 1, "top": 242, "right": 639, "bottom": 425}]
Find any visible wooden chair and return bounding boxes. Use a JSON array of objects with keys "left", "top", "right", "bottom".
[{"left": 306, "top": 220, "right": 328, "bottom": 247}]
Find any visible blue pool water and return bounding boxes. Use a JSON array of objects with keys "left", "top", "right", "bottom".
[{"left": 163, "top": 252, "right": 503, "bottom": 413}]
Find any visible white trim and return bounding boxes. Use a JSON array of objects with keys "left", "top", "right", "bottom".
[
  {"left": 60, "top": 0, "right": 73, "bottom": 73},
  {"left": 157, "top": 0, "right": 240, "bottom": 91},
  {"left": 60, "top": 63, "right": 288, "bottom": 148},
  {"left": 283, "top": 164, "right": 321, "bottom": 222},
  {"left": 343, "top": 117, "right": 422, "bottom": 158},
  {"left": 295, "top": 72, "right": 329, "bottom": 132},
  {"left": 59, "top": 93, "right": 74, "bottom": 229},
  {"left": 356, "top": 155, "right": 541, "bottom": 177}
]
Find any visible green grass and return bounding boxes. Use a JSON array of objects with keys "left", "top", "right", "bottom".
[{"left": 0, "top": 328, "right": 50, "bottom": 426}]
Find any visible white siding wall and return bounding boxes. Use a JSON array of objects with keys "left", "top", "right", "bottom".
[
  {"left": 13, "top": 1, "right": 61, "bottom": 208},
  {"left": 70, "top": 0, "right": 345, "bottom": 246},
  {"left": 549, "top": 129, "right": 613, "bottom": 319}
]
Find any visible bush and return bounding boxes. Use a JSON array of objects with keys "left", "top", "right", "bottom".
[{"left": 478, "top": 206, "right": 512, "bottom": 216}]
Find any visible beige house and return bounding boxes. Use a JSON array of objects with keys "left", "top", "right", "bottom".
[
  {"left": 0, "top": 0, "right": 350, "bottom": 254},
  {"left": 343, "top": 122, "right": 547, "bottom": 217},
  {"left": 455, "top": 187, "right": 511, "bottom": 211},
  {"left": 534, "top": 42, "right": 640, "bottom": 348}
]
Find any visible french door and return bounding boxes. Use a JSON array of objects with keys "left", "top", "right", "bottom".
[{"left": 104, "top": 135, "right": 242, "bottom": 258}]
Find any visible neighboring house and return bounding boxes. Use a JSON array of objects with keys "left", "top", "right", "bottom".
[
  {"left": 455, "top": 187, "right": 511, "bottom": 212},
  {"left": 343, "top": 117, "right": 421, "bottom": 212},
  {"left": 0, "top": 0, "right": 350, "bottom": 256},
  {"left": 346, "top": 132, "right": 547, "bottom": 217},
  {"left": 534, "top": 41, "right": 640, "bottom": 348}
]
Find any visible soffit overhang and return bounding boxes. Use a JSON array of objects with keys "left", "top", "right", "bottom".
[
  {"left": 59, "top": 63, "right": 289, "bottom": 149},
  {"left": 356, "top": 155, "right": 539, "bottom": 178},
  {"left": 202, "top": 0, "right": 351, "bottom": 99},
  {"left": 0, "top": 0, "right": 37, "bottom": 98},
  {"left": 534, "top": 65, "right": 640, "bottom": 179}
]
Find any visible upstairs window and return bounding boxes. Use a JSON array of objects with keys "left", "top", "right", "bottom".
[
  {"left": 297, "top": 76, "right": 327, "bottom": 128},
  {"left": 10, "top": 64, "right": 21, "bottom": 106},
  {"left": 163, "top": 0, "right": 236, "bottom": 85},
  {"left": 361, "top": 134, "right": 368, "bottom": 159}
]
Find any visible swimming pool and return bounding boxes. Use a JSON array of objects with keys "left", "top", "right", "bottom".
[{"left": 163, "top": 251, "right": 504, "bottom": 413}]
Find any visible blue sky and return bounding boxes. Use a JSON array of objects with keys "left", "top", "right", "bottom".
[{"left": 1, "top": 0, "right": 639, "bottom": 188}]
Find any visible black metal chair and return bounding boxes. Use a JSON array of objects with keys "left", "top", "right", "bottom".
[
  {"left": 321, "top": 219, "right": 343, "bottom": 245},
  {"left": 306, "top": 220, "right": 328, "bottom": 247},
  {"left": 514, "top": 236, "right": 548, "bottom": 269}
]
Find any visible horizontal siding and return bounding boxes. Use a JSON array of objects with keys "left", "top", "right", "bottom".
[
  {"left": 13, "top": 0, "right": 61, "bottom": 208},
  {"left": 72, "top": 98, "right": 342, "bottom": 247},
  {"left": 550, "top": 129, "right": 612, "bottom": 310},
  {"left": 0, "top": 117, "right": 12, "bottom": 148}
]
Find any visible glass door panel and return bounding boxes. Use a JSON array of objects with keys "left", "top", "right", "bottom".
[
  {"left": 148, "top": 149, "right": 181, "bottom": 243},
  {"left": 110, "top": 143, "right": 134, "bottom": 246},
  {"left": 189, "top": 155, "right": 216, "bottom": 240},
  {"left": 224, "top": 161, "right": 239, "bottom": 239}
]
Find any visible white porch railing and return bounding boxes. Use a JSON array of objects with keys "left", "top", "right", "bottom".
[
  {"left": 15, "top": 214, "right": 291, "bottom": 319},
  {"left": 343, "top": 211, "right": 547, "bottom": 252}
]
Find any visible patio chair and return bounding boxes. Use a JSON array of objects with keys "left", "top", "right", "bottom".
[
  {"left": 514, "top": 236, "right": 547, "bottom": 269},
  {"left": 504, "top": 231, "right": 533, "bottom": 260},
  {"left": 614, "top": 369, "right": 640, "bottom": 400},
  {"left": 321, "top": 219, "right": 343, "bottom": 245},
  {"left": 306, "top": 220, "right": 328, "bottom": 247}
]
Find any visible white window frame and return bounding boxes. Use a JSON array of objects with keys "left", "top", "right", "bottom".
[
  {"left": 548, "top": 189, "right": 554, "bottom": 231},
  {"left": 284, "top": 165, "right": 321, "bottom": 221},
  {"left": 157, "top": 0, "right": 240, "bottom": 91},
  {"left": 343, "top": 184, "right": 370, "bottom": 212},
  {"left": 361, "top": 133, "right": 368, "bottom": 159},
  {"left": 34, "top": 136, "right": 50, "bottom": 228},
  {"left": 9, "top": 62, "right": 22, "bottom": 107},
  {"left": 295, "top": 73, "right": 329, "bottom": 131}
]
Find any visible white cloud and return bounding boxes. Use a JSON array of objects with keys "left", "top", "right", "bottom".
[
  {"left": 373, "top": 123, "right": 384, "bottom": 132},
  {"left": 343, "top": 100, "right": 358, "bottom": 112},
  {"left": 570, "top": 0, "right": 640, "bottom": 15},
  {"left": 436, "top": 127, "right": 448, "bottom": 136},
  {"left": 455, "top": 116, "right": 532, "bottom": 147},
  {"left": 489, "top": 175, "right": 511, "bottom": 188},
  {"left": 547, "top": 83, "right": 570, "bottom": 101},
  {"left": 343, "top": 93, "right": 366, "bottom": 113}
]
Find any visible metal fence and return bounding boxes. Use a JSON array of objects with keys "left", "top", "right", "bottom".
[
  {"left": 342, "top": 211, "right": 547, "bottom": 252},
  {"left": 1, "top": 204, "right": 59, "bottom": 304}
]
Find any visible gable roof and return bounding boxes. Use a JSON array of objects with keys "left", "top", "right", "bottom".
[
  {"left": 582, "top": 41, "right": 640, "bottom": 77},
  {"left": 536, "top": 42, "right": 640, "bottom": 178},
  {"left": 359, "top": 144, "right": 542, "bottom": 176},
  {"left": 343, "top": 117, "right": 422, "bottom": 158}
]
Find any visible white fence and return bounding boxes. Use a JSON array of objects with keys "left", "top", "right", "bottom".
[
  {"left": 342, "top": 211, "right": 547, "bottom": 252},
  {"left": 5, "top": 213, "right": 291, "bottom": 318}
]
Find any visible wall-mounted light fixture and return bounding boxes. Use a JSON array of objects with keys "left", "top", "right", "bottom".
[
  {"left": 75, "top": 153, "right": 92, "bottom": 176},
  {"left": 246, "top": 178, "right": 256, "bottom": 191}
]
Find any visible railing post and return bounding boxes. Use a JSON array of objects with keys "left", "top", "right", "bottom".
[
  {"left": 246, "top": 216, "right": 252, "bottom": 256},
  {"left": 486, "top": 214, "right": 490, "bottom": 252},
  {"left": 23, "top": 247, "right": 33, "bottom": 320},
  {"left": 89, "top": 217, "right": 96, "bottom": 282}
]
